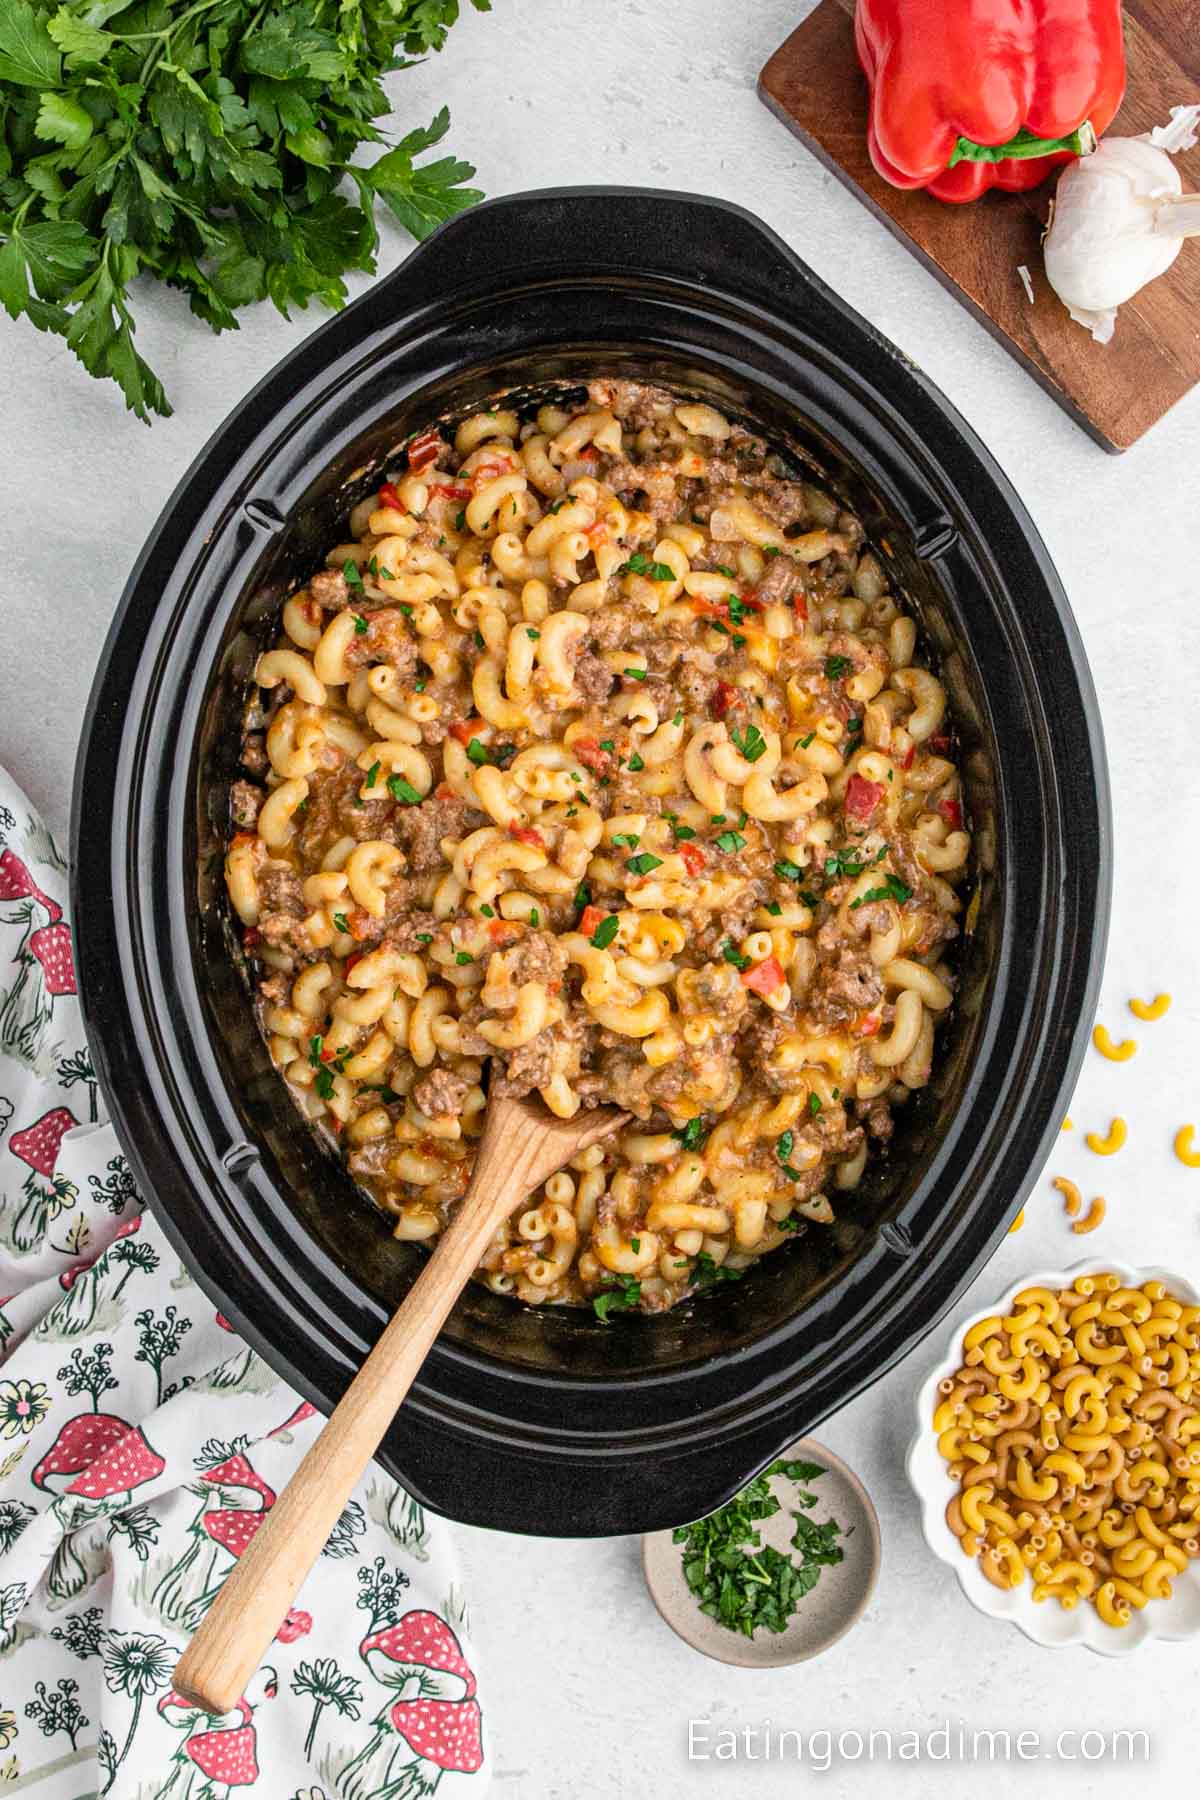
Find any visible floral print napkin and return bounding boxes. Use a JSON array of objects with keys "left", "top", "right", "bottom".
[{"left": 0, "top": 770, "right": 488, "bottom": 1799}]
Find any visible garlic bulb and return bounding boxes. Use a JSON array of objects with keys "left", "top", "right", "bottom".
[{"left": 1043, "top": 105, "right": 1200, "bottom": 343}]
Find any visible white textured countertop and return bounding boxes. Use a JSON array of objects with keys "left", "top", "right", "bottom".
[{"left": 5, "top": 1, "right": 1199, "bottom": 1792}]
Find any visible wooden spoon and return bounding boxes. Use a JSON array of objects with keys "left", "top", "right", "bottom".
[{"left": 173, "top": 1092, "right": 627, "bottom": 1715}]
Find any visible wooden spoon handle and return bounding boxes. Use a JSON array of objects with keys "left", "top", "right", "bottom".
[{"left": 172, "top": 1172, "right": 505, "bottom": 1716}]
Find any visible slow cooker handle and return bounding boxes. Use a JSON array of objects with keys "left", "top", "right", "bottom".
[
  {"left": 389, "top": 186, "right": 847, "bottom": 337},
  {"left": 389, "top": 1403, "right": 805, "bottom": 1535}
]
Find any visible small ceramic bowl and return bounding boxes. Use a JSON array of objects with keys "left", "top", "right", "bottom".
[
  {"left": 908, "top": 1258, "right": 1200, "bottom": 1656},
  {"left": 641, "top": 1437, "right": 881, "bottom": 1667}
]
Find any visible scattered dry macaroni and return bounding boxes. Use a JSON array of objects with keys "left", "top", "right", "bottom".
[
  {"left": 937, "top": 1273, "right": 1200, "bottom": 1626},
  {"left": 1128, "top": 993, "right": 1171, "bottom": 1021},
  {"left": 1053, "top": 1175, "right": 1082, "bottom": 1219},
  {"left": 1072, "top": 1195, "right": 1107, "bottom": 1236},
  {"left": 1093, "top": 1024, "right": 1137, "bottom": 1062},
  {"left": 1085, "top": 1117, "right": 1126, "bottom": 1157},
  {"left": 1174, "top": 1127, "right": 1200, "bottom": 1169},
  {"left": 225, "top": 379, "right": 970, "bottom": 1312}
]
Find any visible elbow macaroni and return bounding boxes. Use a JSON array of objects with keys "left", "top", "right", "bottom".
[{"left": 226, "top": 381, "right": 971, "bottom": 1314}]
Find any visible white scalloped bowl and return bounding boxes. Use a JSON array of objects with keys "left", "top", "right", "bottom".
[{"left": 907, "top": 1258, "right": 1200, "bottom": 1655}]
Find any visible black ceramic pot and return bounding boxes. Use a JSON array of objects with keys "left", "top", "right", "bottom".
[{"left": 72, "top": 189, "right": 1110, "bottom": 1536}]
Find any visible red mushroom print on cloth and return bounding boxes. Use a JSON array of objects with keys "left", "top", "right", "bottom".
[
  {"left": 150, "top": 1442, "right": 276, "bottom": 1632},
  {"left": 5, "top": 1105, "right": 79, "bottom": 1255},
  {"left": 0, "top": 846, "right": 71, "bottom": 1067},
  {"left": 0, "top": 772, "right": 487, "bottom": 1800},
  {"left": 185, "top": 1699, "right": 261, "bottom": 1791},
  {"left": 339, "top": 1608, "right": 483, "bottom": 1800}
]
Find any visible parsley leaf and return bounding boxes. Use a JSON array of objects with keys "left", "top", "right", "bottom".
[
  {"left": 626, "top": 853, "right": 663, "bottom": 876},
  {"left": 714, "top": 830, "right": 746, "bottom": 854},
  {"left": 730, "top": 724, "right": 766, "bottom": 763},
  {"left": 387, "top": 774, "right": 423, "bottom": 806},
  {"left": 722, "top": 939, "right": 750, "bottom": 972},
  {"left": 850, "top": 874, "right": 913, "bottom": 909},
  {"left": 824, "top": 655, "right": 853, "bottom": 681},
  {"left": 671, "top": 1117, "right": 708, "bottom": 1152},
  {"left": 618, "top": 553, "right": 674, "bottom": 580},
  {"left": 593, "top": 1274, "right": 641, "bottom": 1322},
  {"left": 589, "top": 914, "right": 619, "bottom": 950}
]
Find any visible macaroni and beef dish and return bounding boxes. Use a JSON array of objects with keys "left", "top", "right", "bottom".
[{"left": 224, "top": 380, "right": 971, "bottom": 1315}]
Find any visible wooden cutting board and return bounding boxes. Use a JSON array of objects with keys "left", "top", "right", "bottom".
[{"left": 759, "top": 0, "right": 1200, "bottom": 451}]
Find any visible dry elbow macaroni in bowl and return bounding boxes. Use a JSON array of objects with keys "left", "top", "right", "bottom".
[
  {"left": 935, "top": 1273, "right": 1200, "bottom": 1627},
  {"left": 224, "top": 380, "right": 971, "bottom": 1315}
]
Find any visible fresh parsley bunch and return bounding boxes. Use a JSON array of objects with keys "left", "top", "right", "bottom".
[{"left": 0, "top": 0, "right": 490, "bottom": 420}]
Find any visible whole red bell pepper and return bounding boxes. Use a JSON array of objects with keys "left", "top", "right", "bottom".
[{"left": 855, "top": 0, "right": 1126, "bottom": 203}]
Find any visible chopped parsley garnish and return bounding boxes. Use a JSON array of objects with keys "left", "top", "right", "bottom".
[
  {"left": 343, "top": 559, "right": 364, "bottom": 592},
  {"left": 672, "top": 1117, "right": 708, "bottom": 1152},
  {"left": 730, "top": 724, "right": 767, "bottom": 763},
  {"left": 590, "top": 915, "right": 620, "bottom": 950},
  {"left": 765, "top": 901, "right": 782, "bottom": 916},
  {"left": 774, "top": 859, "right": 803, "bottom": 882},
  {"left": 626, "top": 752, "right": 645, "bottom": 772},
  {"left": 673, "top": 708, "right": 684, "bottom": 726},
  {"left": 365, "top": 1084, "right": 402, "bottom": 1104},
  {"left": 618, "top": 553, "right": 674, "bottom": 580},
  {"left": 714, "top": 563, "right": 736, "bottom": 578},
  {"left": 722, "top": 940, "right": 751, "bottom": 972},
  {"left": 672, "top": 822, "right": 696, "bottom": 841},
  {"left": 474, "top": 629, "right": 485, "bottom": 649},
  {"left": 714, "top": 830, "right": 746, "bottom": 854},
  {"left": 530, "top": 908, "right": 540, "bottom": 927},
  {"left": 398, "top": 603, "right": 414, "bottom": 620},
  {"left": 479, "top": 904, "right": 495, "bottom": 918},
  {"left": 416, "top": 932, "right": 433, "bottom": 945},
  {"left": 690, "top": 1251, "right": 744, "bottom": 1289},
  {"left": 575, "top": 881, "right": 592, "bottom": 913},
  {"left": 825, "top": 845, "right": 888, "bottom": 880},
  {"left": 630, "top": 1237, "right": 641, "bottom": 1254},
  {"left": 599, "top": 739, "right": 615, "bottom": 752},
  {"left": 612, "top": 832, "right": 641, "bottom": 849},
  {"left": 465, "top": 738, "right": 490, "bottom": 766},
  {"left": 352, "top": 614, "right": 368, "bottom": 636},
  {"left": 825, "top": 655, "right": 853, "bottom": 681},
  {"left": 332, "top": 912, "right": 350, "bottom": 936},
  {"left": 626, "top": 853, "right": 663, "bottom": 877},
  {"left": 850, "top": 874, "right": 913, "bottom": 910},
  {"left": 763, "top": 545, "right": 782, "bottom": 559},
  {"left": 526, "top": 627, "right": 540, "bottom": 640},
  {"left": 365, "top": 761, "right": 381, "bottom": 789},
  {"left": 414, "top": 679, "right": 427, "bottom": 692},
  {"left": 455, "top": 951, "right": 474, "bottom": 966},
  {"left": 846, "top": 716, "right": 862, "bottom": 735},
  {"left": 799, "top": 731, "right": 816, "bottom": 748},
  {"left": 624, "top": 667, "right": 648, "bottom": 681},
  {"left": 387, "top": 775, "right": 423, "bottom": 807},
  {"left": 547, "top": 497, "right": 569, "bottom": 515},
  {"left": 776, "top": 1130, "right": 807, "bottom": 1182},
  {"left": 809, "top": 1092, "right": 822, "bottom": 1117},
  {"left": 593, "top": 1275, "right": 642, "bottom": 1322},
  {"left": 455, "top": 509, "right": 466, "bottom": 531}
]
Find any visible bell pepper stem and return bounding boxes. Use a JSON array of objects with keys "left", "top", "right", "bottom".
[{"left": 948, "top": 120, "right": 1098, "bottom": 168}]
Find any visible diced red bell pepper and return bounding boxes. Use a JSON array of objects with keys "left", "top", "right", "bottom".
[
  {"left": 578, "top": 904, "right": 604, "bottom": 938},
  {"left": 434, "top": 782, "right": 457, "bottom": 802},
  {"left": 450, "top": 717, "right": 486, "bottom": 745},
  {"left": 378, "top": 481, "right": 405, "bottom": 512},
  {"left": 406, "top": 430, "right": 442, "bottom": 473},
  {"left": 898, "top": 743, "right": 916, "bottom": 771},
  {"left": 431, "top": 483, "right": 472, "bottom": 502},
  {"left": 679, "top": 842, "right": 707, "bottom": 877},
  {"left": 573, "top": 737, "right": 614, "bottom": 776},
  {"left": 711, "top": 681, "right": 738, "bottom": 720},
  {"left": 792, "top": 592, "right": 808, "bottom": 623},
  {"left": 488, "top": 918, "right": 521, "bottom": 946},
  {"left": 510, "top": 826, "right": 545, "bottom": 850},
  {"left": 742, "top": 955, "right": 786, "bottom": 997},
  {"left": 578, "top": 446, "right": 599, "bottom": 461},
  {"left": 939, "top": 797, "right": 963, "bottom": 829},
  {"left": 928, "top": 734, "right": 953, "bottom": 754},
  {"left": 855, "top": 0, "right": 1125, "bottom": 204},
  {"left": 852, "top": 1011, "right": 882, "bottom": 1038},
  {"left": 243, "top": 926, "right": 261, "bottom": 948},
  {"left": 845, "top": 775, "right": 884, "bottom": 822}
]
